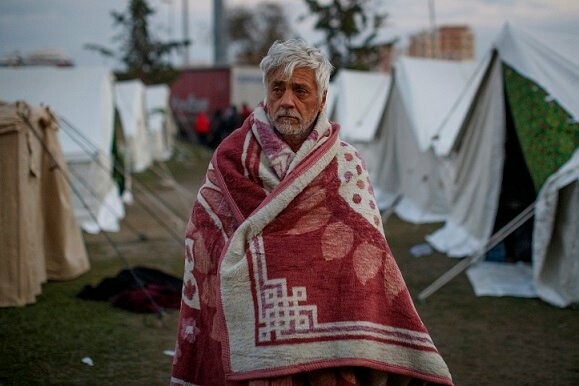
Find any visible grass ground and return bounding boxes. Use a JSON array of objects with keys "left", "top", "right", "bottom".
[{"left": 1, "top": 140, "right": 577, "bottom": 385}]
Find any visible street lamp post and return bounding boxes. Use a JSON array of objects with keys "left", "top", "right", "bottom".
[
  {"left": 182, "top": 0, "right": 189, "bottom": 66},
  {"left": 213, "top": 0, "right": 228, "bottom": 65},
  {"left": 428, "top": 0, "right": 437, "bottom": 59}
]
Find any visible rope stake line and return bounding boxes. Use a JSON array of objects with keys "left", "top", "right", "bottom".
[
  {"left": 20, "top": 108, "right": 167, "bottom": 319},
  {"left": 417, "top": 202, "right": 535, "bottom": 301},
  {"left": 20, "top": 108, "right": 198, "bottom": 319},
  {"left": 57, "top": 115, "right": 187, "bottom": 242}
]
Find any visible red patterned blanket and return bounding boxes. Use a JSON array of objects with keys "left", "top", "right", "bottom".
[{"left": 171, "top": 106, "right": 453, "bottom": 385}]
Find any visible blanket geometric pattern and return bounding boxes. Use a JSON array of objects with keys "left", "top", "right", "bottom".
[{"left": 171, "top": 106, "right": 453, "bottom": 386}]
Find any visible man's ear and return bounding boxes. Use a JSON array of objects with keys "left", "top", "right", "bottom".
[{"left": 321, "top": 91, "right": 327, "bottom": 110}]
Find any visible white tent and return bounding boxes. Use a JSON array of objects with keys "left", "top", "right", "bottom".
[
  {"left": 145, "top": 84, "right": 177, "bottom": 162},
  {"left": 328, "top": 69, "right": 392, "bottom": 182},
  {"left": 421, "top": 24, "right": 579, "bottom": 307},
  {"left": 0, "top": 66, "right": 126, "bottom": 233},
  {"left": 115, "top": 79, "right": 153, "bottom": 173},
  {"left": 427, "top": 24, "right": 579, "bottom": 255},
  {"left": 331, "top": 69, "right": 391, "bottom": 143},
  {"left": 369, "top": 57, "right": 481, "bottom": 223},
  {"left": 424, "top": 54, "right": 506, "bottom": 256}
]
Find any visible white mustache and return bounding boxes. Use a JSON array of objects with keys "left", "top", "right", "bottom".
[{"left": 275, "top": 109, "right": 301, "bottom": 120}]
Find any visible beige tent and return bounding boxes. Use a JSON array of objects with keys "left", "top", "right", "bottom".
[
  {"left": 0, "top": 66, "right": 126, "bottom": 234},
  {"left": 0, "top": 101, "right": 89, "bottom": 307}
]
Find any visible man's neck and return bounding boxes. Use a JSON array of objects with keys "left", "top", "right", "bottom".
[{"left": 279, "top": 132, "right": 310, "bottom": 152}]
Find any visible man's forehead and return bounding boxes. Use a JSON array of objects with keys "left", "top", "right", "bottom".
[{"left": 267, "top": 66, "right": 316, "bottom": 84}]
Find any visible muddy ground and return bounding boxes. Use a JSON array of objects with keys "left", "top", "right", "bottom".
[{"left": 83, "top": 141, "right": 579, "bottom": 386}]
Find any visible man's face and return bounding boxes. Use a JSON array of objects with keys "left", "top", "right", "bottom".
[{"left": 265, "top": 67, "right": 326, "bottom": 141}]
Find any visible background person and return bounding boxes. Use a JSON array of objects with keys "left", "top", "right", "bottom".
[{"left": 193, "top": 110, "right": 211, "bottom": 147}]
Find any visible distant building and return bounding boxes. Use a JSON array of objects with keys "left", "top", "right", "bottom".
[
  {"left": 408, "top": 30, "right": 436, "bottom": 59},
  {"left": 0, "top": 52, "right": 23, "bottom": 66},
  {"left": 170, "top": 65, "right": 264, "bottom": 132},
  {"left": 350, "top": 38, "right": 399, "bottom": 73},
  {"left": 372, "top": 39, "right": 399, "bottom": 73},
  {"left": 438, "top": 26, "right": 475, "bottom": 60},
  {"left": 407, "top": 25, "right": 474, "bottom": 61}
]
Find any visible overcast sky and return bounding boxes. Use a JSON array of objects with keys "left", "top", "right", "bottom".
[{"left": 1, "top": 0, "right": 578, "bottom": 68}]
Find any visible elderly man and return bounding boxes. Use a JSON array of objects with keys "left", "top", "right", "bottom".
[{"left": 171, "top": 39, "right": 453, "bottom": 386}]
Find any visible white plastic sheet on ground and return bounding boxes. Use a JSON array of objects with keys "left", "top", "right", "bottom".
[{"left": 466, "top": 261, "right": 537, "bottom": 298}]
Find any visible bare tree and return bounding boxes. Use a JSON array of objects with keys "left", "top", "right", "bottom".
[
  {"left": 85, "top": 0, "right": 189, "bottom": 76},
  {"left": 302, "top": 0, "right": 388, "bottom": 71},
  {"left": 228, "top": 2, "right": 293, "bottom": 65}
]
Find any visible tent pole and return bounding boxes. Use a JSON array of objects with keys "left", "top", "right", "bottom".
[{"left": 417, "top": 202, "right": 535, "bottom": 302}]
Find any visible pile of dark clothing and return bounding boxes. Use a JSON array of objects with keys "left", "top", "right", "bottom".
[{"left": 77, "top": 266, "right": 183, "bottom": 314}]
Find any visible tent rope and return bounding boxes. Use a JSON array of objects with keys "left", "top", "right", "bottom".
[
  {"left": 149, "top": 161, "right": 195, "bottom": 207},
  {"left": 58, "top": 115, "right": 187, "bottom": 243},
  {"left": 20, "top": 109, "right": 167, "bottom": 320},
  {"left": 55, "top": 116, "right": 147, "bottom": 239}
]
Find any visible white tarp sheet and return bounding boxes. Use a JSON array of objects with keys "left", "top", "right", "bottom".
[
  {"left": 466, "top": 261, "right": 537, "bottom": 298},
  {"left": 464, "top": 151, "right": 579, "bottom": 307},
  {"left": 325, "top": 82, "right": 338, "bottom": 119},
  {"left": 230, "top": 66, "right": 265, "bottom": 110},
  {"left": 424, "top": 24, "right": 579, "bottom": 307}
]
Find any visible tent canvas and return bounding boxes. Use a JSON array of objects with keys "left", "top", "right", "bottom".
[
  {"left": 369, "top": 57, "right": 481, "bottom": 223},
  {"left": 532, "top": 149, "right": 579, "bottom": 307},
  {"left": 145, "top": 84, "right": 177, "bottom": 162},
  {"left": 422, "top": 24, "right": 579, "bottom": 307},
  {"left": 331, "top": 69, "right": 391, "bottom": 143},
  {"left": 0, "top": 101, "right": 89, "bottom": 307},
  {"left": 396, "top": 57, "right": 481, "bottom": 152},
  {"left": 464, "top": 148, "right": 579, "bottom": 306},
  {"left": 425, "top": 53, "right": 506, "bottom": 256},
  {"left": 115, "top": 79, "right": 153, "bottom": 173},
  {"left": 328, "top": 69, "right": 392, "bottom": 182},
  {"left": 0, "top": 66, "right": 126, "bottom": 233}
]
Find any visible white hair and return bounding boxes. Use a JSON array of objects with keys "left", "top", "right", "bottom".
[{"left": 259, "top": 39, "right": 334, "bottom": 101}]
